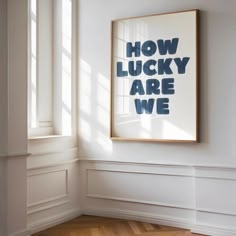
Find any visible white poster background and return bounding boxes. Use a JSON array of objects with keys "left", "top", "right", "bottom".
[{"left": 112, "top": 10, "right": 198, "bottom": 141}]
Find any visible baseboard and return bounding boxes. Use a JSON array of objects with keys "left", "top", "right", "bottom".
[
  {"left": 28, "top": 208, "right": 82, "bottom": 235},
  {"left": 26, "top": 206, "right": 236, "bottom": 236},
  {"left": 83, "top": 207, "right": 193, "bottom": 230},
  {"left": 83, "top": 207, "right": 236, "bottom": 236},
  {"left": 192, "top": 224, "right": 236, "bottom": 236}
]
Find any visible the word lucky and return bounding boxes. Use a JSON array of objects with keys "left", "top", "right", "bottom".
[{"left": 116, "top": 38, "right": 190, "bottom": 77}]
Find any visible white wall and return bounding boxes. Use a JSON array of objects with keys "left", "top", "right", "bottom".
[
  {"left": 0, "top": 0, "right": 27, "bottom": 235},
  {"left": 7, "top": 0, "right": 28, "bottom": 155},
  {"left": 0, "top": 0, "right": 8, "bottom": 155},
  {"left": 78, "top": 0, "right": 236, "bottom": 167},
  {"left": 78, "top": 0, "right": 236, "bottom": 235},
  {"left": 2, "top": 1, "right": 29, "bottom": 235},
  {"left": 0, "top": 0, "right": 8, "bottom": 233},
  {"left": 0, "top": 1, "right": 29, "bottom": 235},
  {"left": 0, "top": 158, "right": 6, "bottom": 236}
]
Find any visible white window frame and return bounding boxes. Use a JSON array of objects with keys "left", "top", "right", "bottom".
[{"left": 28, "top": 0, "right": 76, "bottom": 138}]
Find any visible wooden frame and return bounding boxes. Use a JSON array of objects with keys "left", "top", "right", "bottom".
[{"left": 110, "top": 9, "right": 199, "bottom": 142}]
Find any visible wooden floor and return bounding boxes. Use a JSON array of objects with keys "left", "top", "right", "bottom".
[{"left": 33, "top": 215, "right": 206, "bottom": 236}]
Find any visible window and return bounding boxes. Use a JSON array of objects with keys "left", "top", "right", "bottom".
[{"left": 28, "top": 0, "right": 74, "bottom": 137}]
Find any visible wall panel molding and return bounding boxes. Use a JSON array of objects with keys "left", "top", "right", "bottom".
[
  {"left": 80, "top": 159, "right": 236, "bottom": 236},
  {"left": 79, "top": 158, "right": 236, "bottom": 172},
  {"left": 196, "top": 208, "right": 236, "bottom": 217},
  {"left": 86, "top": 168, "right": 195, "bottom": 209},
  {"left": 195, "top": 166, "right": 236, "bottom": 180},
  {"left": 85, "top": 167, "right": 236, "bottom": 216},
  {"left": 27, "top": 146, "right": 79, "bottom": 170},
  {"left": 27, "top": 146, "right": 80, "bottom": 234},
  {"left": 28, "top": 194, "right": 68, "bottom": 208},
  {"left": 27, "top": 158, "right": 79, "bottom": 171},
  {"left": 28, "top": 208, "right": 81, "bottom": 235},
  {"left": 27, "top": 198, "right": 70, "bottom": 215},
  {"left": 27, "top": 169, "right": 69, "bottom": 214},
  {"left": 29, "top": 147, "right": 78, "bottom": 158},
  {"left": 87, "top": 194, "right": 194, "bottom": 210},
  {"left": 79, "top": 158, "right": 194, "bottom": 168},
  {"left": 0, "top": 152, "right": 30, "bottom": 158},
  {"left": 86, "top": 166, "right": 194, "bottom": 177},
  {"left": 81, "top": 158, "right": 236, "bottom": 180}
]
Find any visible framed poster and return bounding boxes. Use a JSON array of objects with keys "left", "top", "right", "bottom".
[{"left": 110, "top": 10, "right": 199, "bottom": 142}]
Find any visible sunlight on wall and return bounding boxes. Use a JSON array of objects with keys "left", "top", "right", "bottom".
[
  {"left": 97, "top": 73, "right": 109, "bottom": 127},
  {"left": 80, "top": 119, "right": 91, "bottom": 142},
  {"left": 80, "top": 59, "right": 92, "bottom": 115},
  {"left": 79, "top": 59, "right": 92, "bottom": 142},
  {"left": 61, "top": 0, "right": 72, "bottom": 135},
  {"left": 30, "top": 0, "right": 37, "bottom": 128},
  {"left": 96, "top": 73, "right": 112, "bottom": 152},
  {"left": 97, "top": 130, "right": 112, "bottom": 152},
  {"left": 79, "top": 59, "right": 112, "bottom": 154}
]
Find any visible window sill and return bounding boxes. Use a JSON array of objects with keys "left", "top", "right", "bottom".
[{"left": 28, "top": 135, "right": 71, "bottom": 140}]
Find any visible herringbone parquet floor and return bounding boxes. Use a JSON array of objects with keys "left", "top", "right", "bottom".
[{"left": 33, "top": 215, "right": 206, "bottom": 236}]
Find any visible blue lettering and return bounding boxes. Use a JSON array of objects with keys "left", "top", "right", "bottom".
[
  {"left": 146, "top": 79, "right": 160, "bottom": 95},
  {"left": 143, "top": 60, "right": 157, "bottom": 76},
  {"left": 116, "top": 62, "right": 128, "bottom": 77},
  {"left": 157, "top": 98, "right": 169, "bottom": 114},
  {"left": 126, "top": 42, "right": 141, "bottom": 57},
  {"left": 141, "top": 40, "right": 157, "bottom": 57},
  {"left": 128, "top": 61, "right": 142, "bottom": 76},
  {"left": 158, "top": 59, "right": 173, "bottom": 75},
  {"left": 174, "top": 57, "right": 190, "bottom": 74},
  {"left": 157, "top": 38, "right": 179, "bottom": 55},
  {"left": 162, "top": 78, "right": 175, "bottom": 95},
  {"left": 130, "top": 80, "right": 145, "bottom": 95},
  {"left": 135, "top": 99, "right": 155, "bottom": 114}
]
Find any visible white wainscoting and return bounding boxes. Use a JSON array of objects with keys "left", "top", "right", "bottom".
[
  {"left": 87, "top": 169, "right": 195, "bottom": 210},
  {"left": 80, "top": 159, "right": 236, "bottom": 236},
  {"left": 27, "top": 169, "right": 69, "bottom": 214},
  {"left": 27, "top": 156, "right": 236, "bottom": 236},
  {"left": 193, "top": 166, "right": 236, "bottom": 235},
  {"left": 27, "top": 148, "right": 81, "bottom": 235}
]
